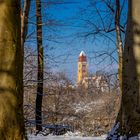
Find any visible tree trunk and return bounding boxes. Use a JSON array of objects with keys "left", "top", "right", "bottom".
[
  {"left": 21, "top": 0, "right": 31, "bottom": 47},
  {"left": 114, "top": 0, "right": 123, "bottom": 133},
  {"left": 35, "top": 0, "right": 44, "bottom": 132},
  {"left": 115, "top": 0, "right": 123, "bottom": 92},
  {"left": 121, "top": 0, "right": 140, "bottom": 136},
  {"left": 107, "top": 0, "right": 140, "bottom": 139},
  {"left": 0, "top": 1, "right": 25, "bottom": 139}
]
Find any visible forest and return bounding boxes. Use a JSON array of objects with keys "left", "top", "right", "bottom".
[{"left": 0, "top": 0, "right": 140, "bottom": 140}]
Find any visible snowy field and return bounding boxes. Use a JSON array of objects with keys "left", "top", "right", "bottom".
[
  {"left": 28, "top": 135, "right": 107, "bottom": 140},
  {"left": 28, "top": 132, "right": 107, "bottom": 140},
  {"left": 28, "top": 133, "right": 140, "bottom": 140}
]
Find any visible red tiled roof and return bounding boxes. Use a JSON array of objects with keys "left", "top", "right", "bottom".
[{"left": 78, "top": 55, "right": 87, "bottom": 62}]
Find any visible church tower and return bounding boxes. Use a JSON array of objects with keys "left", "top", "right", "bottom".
[{"left": 77, "top": 51, "right": 88, "bottom": 84}]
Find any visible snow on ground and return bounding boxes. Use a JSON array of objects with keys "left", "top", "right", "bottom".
[
  {"left": 28, "top": 134, "right": 140, "bottom": 140},
  {"left": 28, "top": 132, "right": 140, "bottom": 140},
  {"left": 28, "top": 135, "right": 107, "bottom": 140},
  {"left": 28, "top": 132, "right": 107, "bottom": 140}
]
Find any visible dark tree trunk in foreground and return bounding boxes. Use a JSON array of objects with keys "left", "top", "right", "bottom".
[
  {"left": 121, "top": 0, "right": 140, "bottom": 136},
  {"left": 35, "top": 0, "right": 44, "bottom": 132},
  {"left": 107, "top": 0, "right": 140, "bottom": 139},
  {"left": 0, "top": 0, "right": 25, "bottom": 139}
]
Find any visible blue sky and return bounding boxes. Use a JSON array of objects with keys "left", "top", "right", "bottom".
[{"left": 26, "top": 0, "right": 128, "bottom": 83}]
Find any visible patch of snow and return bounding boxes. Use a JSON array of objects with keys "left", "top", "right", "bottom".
[
  {"left": 106, "top": 122, "right": 140, "bottom": 140},
  {"left": 128, "top": 136, "right": 139, "bottom": 140},
  {"left": 28, "top": 134, "right": 107, "bottom": 140},
  {"left": 64, "top": 131, "right": 83, "bottom": 137},
  {"left": 28, "top": 133, "right": 140, "bottom": 140},
  {"left": 73, "top": 100, "right": 104, "bottom": 113}
]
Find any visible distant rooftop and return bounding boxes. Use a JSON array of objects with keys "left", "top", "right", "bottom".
[{"left": 78, "top": 51, "right": 87, "bottom": 62}]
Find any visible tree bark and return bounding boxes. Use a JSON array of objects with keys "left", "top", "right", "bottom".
[
  {"left": 0, "top": 0, "right": 25, "bottom": 139},
  {"left": 120, "top": 0, "right": 140, "bottom": 136},
  {"left": 107, "top": 0, "right": 140, "bottom": 139},
  {"left": 114, "top": 0, "right": 123, "bottom": 133},
  {"left": 21, "top": 0, "right": 31, "bottom": 47},
  {"left": 115, "top": 0, "right": 123, "bottom": 92},
  {"left": 35, "top": 0, "right": 44, "bottom": 132}
]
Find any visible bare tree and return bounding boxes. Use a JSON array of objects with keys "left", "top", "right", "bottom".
[
  {"left": 21, "top": 0, "right": 31, "bottom": 47},
  {"left": 114, "top": 0, "right": 123, "bottom": 92},
  {"left": 35, "top": 0, "right": 44, "bottom": 132},
  {"left": 79, "top": 0, "right": 126, "bottom": 92}
]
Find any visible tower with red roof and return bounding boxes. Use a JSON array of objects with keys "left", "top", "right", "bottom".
[{"left": 77, "top": 51, "right": 88, "bottom": 84}]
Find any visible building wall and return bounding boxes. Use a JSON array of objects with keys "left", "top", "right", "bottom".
[{"left": 77, "top": 61, "right": 88, "bottom": 84}]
